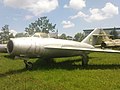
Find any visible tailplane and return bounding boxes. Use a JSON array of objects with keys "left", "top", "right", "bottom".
[{"left": 81, "top": 28, "right": 101, "bottom": 45}]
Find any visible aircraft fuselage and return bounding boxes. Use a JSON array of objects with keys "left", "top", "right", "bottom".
[{"left": 7, "top": 37, "right": 94, "bottom": 58}]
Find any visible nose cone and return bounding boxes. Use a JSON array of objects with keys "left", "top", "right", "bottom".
[{"left": 7, "top": 38, "right": 44, "bottom": 57}]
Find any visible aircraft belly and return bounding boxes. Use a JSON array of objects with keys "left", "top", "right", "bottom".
[{"left": 42, "top": 48, "right": 82, "bottom": 58}]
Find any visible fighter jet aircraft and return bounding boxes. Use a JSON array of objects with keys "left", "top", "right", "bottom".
[
  {"left": 100, "top": 30, "right": 120, "bottom": 48},
  {"left": 7, "top": 28, "right": 120, "bottom": 69},
  {"left": 93, "top": 29, "right": 120, "bottom": 49}
]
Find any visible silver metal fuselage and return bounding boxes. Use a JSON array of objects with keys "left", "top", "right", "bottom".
[
  {"left": 0, "top": 44, "right": 7, "bottom": 52},
  {"left": 7, "top": 37, "right": 94, "bottom": 58}
]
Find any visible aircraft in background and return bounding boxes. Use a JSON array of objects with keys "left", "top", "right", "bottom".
[
  {"left": 92, "top": 29, "right": 120, "bottom": 49},
  {"left": 7, "top": 28, "right": 120, "bottom": 70}
]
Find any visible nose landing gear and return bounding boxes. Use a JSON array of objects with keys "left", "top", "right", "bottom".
[{"left": 23, "top": 58, "right": 33, "bottom": 70}]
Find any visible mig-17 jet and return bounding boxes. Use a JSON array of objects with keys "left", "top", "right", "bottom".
[{"left": 7, "top": 28, "right": 120, "bottom": 69}]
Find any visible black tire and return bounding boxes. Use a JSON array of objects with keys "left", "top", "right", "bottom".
[
  {"left": 101, "top": 41, "right": 106, "bottom": 49},
  {"left": 82, "top": 55, "right": 88, "bottom": 66},
  {"left": 82, "top": 59, "right": 88, "bottom": 66}
]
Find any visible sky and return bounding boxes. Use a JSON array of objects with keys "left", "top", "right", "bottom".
[{"left": 0, "top": 0, "right": 120, "bottom": 36}]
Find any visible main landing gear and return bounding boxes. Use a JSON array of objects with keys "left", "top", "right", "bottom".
[
  {"left": 22, "top": 54, "right": 89, "bottom": 69},
  {"left": 81, "top": 54, "right": 89, "bottom": 66},
  {"left": 23, "top": 58, "right": 33, "bottom": 70}
]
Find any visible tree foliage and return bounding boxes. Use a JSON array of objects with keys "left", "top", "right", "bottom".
[
  {"left": 25, "top": 16, "right": 56, "bottom": 36},
  {"left": 0, "top": 25, "right": 10, "bottom": 41},
  {"left": 74, "top": 33, "right": 85, "bottom": 42},
  {"left": 67, "top": 36, "right": 73, "bottom": 40},
  {"left": 0, "top": 25, "right": 15, "bottom": 43},
  {"left": 59, "top": 33, "right": 67, "bottom": 39}
]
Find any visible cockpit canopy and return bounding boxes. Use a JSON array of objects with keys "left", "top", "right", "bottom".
[{"left": 32, "top": 33, "right": 49, "bottom": 38}]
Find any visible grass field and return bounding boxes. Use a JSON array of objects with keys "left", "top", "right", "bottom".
[{"left": 0, "top": 52, "right": 120, "bottom": 90}]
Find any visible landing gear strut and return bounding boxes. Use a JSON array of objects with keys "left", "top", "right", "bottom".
[
  {"left": 23, "top": 58, "right": 33, "bottom": 70},
  {"left": 81, "top": 54, "right": 89, "bottom": 66},
  {"left": 101, "top": 41, "right": 106, "bottom": 49}
]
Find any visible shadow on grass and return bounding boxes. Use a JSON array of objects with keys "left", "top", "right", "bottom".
[
  {"left": 1, "top": 57, "right": 120, "bottom": 78},
  {"left": 32, "top": 58, "right": 120, "bottom": 70},
  {"left": 4, "top": 55, "right": 15, "bottom": 60}
]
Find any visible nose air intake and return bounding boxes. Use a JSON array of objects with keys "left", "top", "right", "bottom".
[{"left": 7, "top": 40, "right": 14, "bottom": 53}]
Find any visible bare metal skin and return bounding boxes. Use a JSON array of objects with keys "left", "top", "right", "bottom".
[
  {"left": 7, "top": 37, "right": 94, "bottom": 57},
  {"left": 0, "top": 44, "right": 7, "bottom": 52},
  {"left": 7, "top": 28, "right": 120, "bottom": 69}
]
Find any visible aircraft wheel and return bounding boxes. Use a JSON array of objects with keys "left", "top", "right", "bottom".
[
  {"left": 25, "top": 62, "right": 33, "bottom": 70},
  {"left": 101, "top": 41, "right": 106, "bottom": 49},
  {"left": 82, "top": 59, "right": 88, "bottom": 66},
  {"left": 82, "top": 55, "right": 88, "bottom": 66}
]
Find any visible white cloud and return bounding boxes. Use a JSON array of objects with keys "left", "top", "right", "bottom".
[
  {"left": 70, "top": 11, "right": 88, "bottom": 19},
  {"left": 87, "top": 3, "right": 119, "bottom": 22},
  {"left": 102, "top": 2, "right": 119, "bottom": 17},
  {"left": 61, "top": 20, "right": 75, "bottom": 29},
  {"left": 70, "top": 2, "right": 119, "bottom": 22},
  {"left": 3, "top": 0, "right": 58, "bottom": 16},
  {"left": 25, "top": 15, "right": 33, "bottom": 20},
  {"left": 64, "top": 0, "right": 86, "bottom": 10}
]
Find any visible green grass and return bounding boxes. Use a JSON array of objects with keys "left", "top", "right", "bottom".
[{"left": 0, "top": 52, "right": 120, "bottom": 90}]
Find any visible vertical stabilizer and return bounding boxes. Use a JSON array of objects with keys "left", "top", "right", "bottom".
[
  {"left": 81, "top": 28, "right": 101, "bottom": 45},
  {"left": 100, "top": 30, "right": 110, "bottom": 41}
]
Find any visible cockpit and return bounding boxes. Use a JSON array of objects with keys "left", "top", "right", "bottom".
[{"left": 32, "top": 33, "right": 49, "bottom": 38}]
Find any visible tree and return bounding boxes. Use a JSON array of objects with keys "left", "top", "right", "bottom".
[
  {"left": 74, "top": 33, "right": 85, "bottom": 42},
  {"left": 25, "top": 16, "right": 56, "bottom": 36},
  {"left": 0, "top": 25, "right": 10, "bottom": 43},
  {"left": 66, "top": 36, "right": 73, "bottom": 40},
  {"left": 59, "top": 33, "right": 67, "bottom": 39}
]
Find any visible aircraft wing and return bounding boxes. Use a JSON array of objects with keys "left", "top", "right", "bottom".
[{"left": 44, "top": 45, "right": 120, "bottom": 53}]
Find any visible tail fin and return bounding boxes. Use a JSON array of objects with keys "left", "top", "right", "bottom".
[
  {"left": 81, "top": 28, "right": 101, "bottom": 45},
  {"left": 100, "top": 30, "right": 110, "bottom": 41}
]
